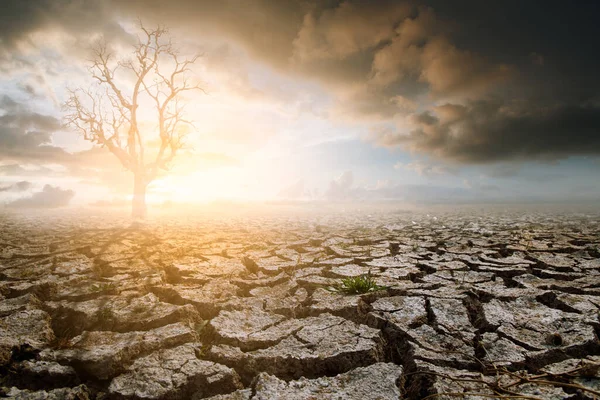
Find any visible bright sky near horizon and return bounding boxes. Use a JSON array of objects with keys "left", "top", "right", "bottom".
[{"left": 1, "top": 0, "right": 600, "bottom": 208}]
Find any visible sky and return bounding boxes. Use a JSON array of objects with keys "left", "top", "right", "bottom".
[{"left": 1, "top": 0, "right": 599, "bottom": 208}]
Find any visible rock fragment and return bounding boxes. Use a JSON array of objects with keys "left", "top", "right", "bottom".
[
  {"left": 0, "top": 309, "right": 55, "bottom": 365},
  {"left": 41, "top": 322, "right": 196, "bottom": 380},
  {"left": 252, "top": 363, "right": 403, "bottom": 400},
  {"left": 109, "top": 343, "right": 242, "bottom": 399},
  {"left": 1, "top": 385, "right": 90, "bottom": 400},
  {"left": 209, "top": 314, "right": 384, "bottom": 379}
]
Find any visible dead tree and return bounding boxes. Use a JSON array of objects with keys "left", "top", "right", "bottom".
[{"left": 64, "top": 25, "right": 203, "bottom": 219}]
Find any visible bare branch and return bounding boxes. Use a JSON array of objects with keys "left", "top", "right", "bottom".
[
  {"left": 63, "top": 22, "right": 205, "bottom": 187},
  {"left": 63, "top": 88, "right": 133, "bottom": 170}
]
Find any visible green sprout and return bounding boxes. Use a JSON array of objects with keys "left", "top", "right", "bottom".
[
  {"left": 327, "top": 271, "right": 386, "bottom": 295},
  {"left": 90, "top": 282, "right": 116, "bottom": 292}
]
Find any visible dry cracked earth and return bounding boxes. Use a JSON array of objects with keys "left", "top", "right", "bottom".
[{"left": 1, "top": 208, "right": 600, "bottom": 399}]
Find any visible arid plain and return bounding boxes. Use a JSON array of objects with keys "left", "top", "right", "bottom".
[{"left": 1, "top": 206, "right": 600, "bottom": 399}]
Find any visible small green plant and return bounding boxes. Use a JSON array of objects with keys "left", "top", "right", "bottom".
[
  {"left": 97, "top": 306, "right": 115, "bottom": 323},
  {"left": 194, "top": 320, "right": 209, "bottom": 335},
  {"left": 327, "top": 271, "right": 386, "bottom": 295},
  {"left": 90, "top": 282, "right": 116, "bottom": 292},
  {"left": 195, "top": 342, "right": 211, "bottom": 358}
]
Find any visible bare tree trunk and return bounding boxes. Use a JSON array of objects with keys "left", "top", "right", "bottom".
[{"left": 132, "top": 174, "right": 147, "bottom": 220}]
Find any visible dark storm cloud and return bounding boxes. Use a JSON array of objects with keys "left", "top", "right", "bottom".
[
  {"left": 0, "top": 0, "right": 127, "bottom": 49},
  {"left": 5, "top": 184, "right": 75, "bottom": 208},
  {"left": 0, "top": 0, "right": 132, "bottom": 84},
  {"left": 2, "top": 0, "right": 599, "bottom": 164},
  {"left": 0, "top": 0, "right": 60, "bottom": 46},
  {"left": 369, "top": 101, "right": 600, "bottom": 163},
  {"left": 112, "top": 0, "right": 600, "bottom": 163},
  {"left": 112, "top": 0, "right": 309, "bottom": 68}
]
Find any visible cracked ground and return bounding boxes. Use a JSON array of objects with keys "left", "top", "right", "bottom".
[{"left": 1, "top": 207, "right": 600, "bottom": 399}]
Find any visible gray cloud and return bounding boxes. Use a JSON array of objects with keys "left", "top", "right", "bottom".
[
  {"left": 108, "top": 2, "right": 511, "bottom": 114},
  {"left": 320, "top": 173, "right": 507, "bottom": 204},
  {"left": 370, "top": 101, "right": 600, "bottom": 163},
  {"left": 112, "top": 0, "right": 307, "bottom": 69},
  {"left": 0, "top": 0, "right": 126, "bottom": 50},
  {"left": 0, "top": 181, "right": 32, "bottom": 192},
  {"left": 0, "top": 164, "right": 60, "bottom": 177},
  {"left": 394, "top": 160, "right": 455, "bottom": 177},
  {"left": 291, "top": 2, "right": 411, "bottom": 62},
  {"left": 5, "top": 184, "right": 74, "bottom": 208},
  {"left": 0, "top": 96, "right": 70, "bottom": 163},
  {"left": 0, "top": 0, "right": 599, "bottom": 165}
]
